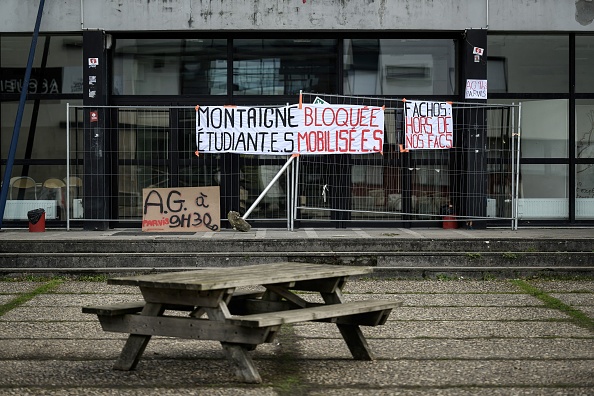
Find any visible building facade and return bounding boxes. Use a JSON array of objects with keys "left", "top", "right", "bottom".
[{"left": 1, "top": 0, "right": 593, "bottom": 229}]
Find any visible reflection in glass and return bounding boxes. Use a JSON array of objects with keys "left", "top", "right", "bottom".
[
  {"left": 518, "top": 165, "right": 568, "bottom": 219},
  {"left": 1, "top": 35, "right": 83, "bottom": 94},
  {"left": 520, "top": 99, "right": 568, "bottom": 158},
  {"left": 576, "top": 36, "right": 594, "bottom": 93},
  {"left": 233, "top": 39, "right": 337, "bottom": 95},
  {"left": 117, "top": 109, "right": 170, "bottom": 218},
  {"left": 576, "top": 99, "right": 594, "bottom": 219},
  {"left": 488, "top": 35, "right": 568, "bottom": 93},
  {"left": 112, "top": 39, "right": 227, "bottom": 95},
  {"left": 576, "top": 166, "right": 594, "bottom": 220},
  {"left": 343, "top": 39, "right": 456, "bottom": 96}
]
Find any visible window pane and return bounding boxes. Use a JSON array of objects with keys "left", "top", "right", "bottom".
[
  {"left": 344, "top": 39, "right": 456, "bottom": 96},
  {"left": 576, "top": 165, "right": 594, "bottom": 219},
  {"left": 521, "top": 99, "right": 568, "bottom": 158},
  {"left": 1, "top": 35, "right": 83, "bottom": 94},
  {"left": 233, "top": 39, "right": 337, "bottom": 95},
  {"left": 113, "top": 39, "right": 227, "bottom": 95},
  {"left": 576, "top": 99, "right": 594, "bottom": 219},
  {"left": 1, "top": 100, "right": 79, "bottom": 160},
  {"left": 518, "top": 164, "right": 568, "bottom": 219},
  {"left": 488, "top": 35, "right": 568, "bottom": 93},
  {"left": 576, "top": 99, "right": 594, "bottom": 159},
  {"left": 576, "top": 36, "right": 594, "bottom": 93}
]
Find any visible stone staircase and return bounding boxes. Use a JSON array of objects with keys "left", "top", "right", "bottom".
[{"left": 0, "top": 235, "right": 592, "bottom": 278}]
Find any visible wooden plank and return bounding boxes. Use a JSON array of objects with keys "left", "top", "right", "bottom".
[
  {"left": 264, "top": 285, "right": 308, "bottom": 308},
  {"left": 221, "top": 342, "right": 262, "bottom": 384},
  {"left": 322, "top": 288, "right": 374, "bottom": 360},
  {"left": 107, "top": 263, "right": 373, "bottom": 291},
  {"left": 140, "top": 286, "right": 229, "bottom": 308},
  {"left": 82, "top": 301, "right": 145, "bottom": 316},
  {"left": 113, "top": 302, "right": 164, "bottom": 371},
  {"left": 97, "top": 314, "right": 277, "bottom": 344},
  {"left": 226, "top": 300, "right": 401, "bottom": 328}
]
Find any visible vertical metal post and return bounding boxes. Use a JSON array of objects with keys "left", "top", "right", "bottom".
[
  {"left": 514, "top": 103, "right": 522, "bottom": 231},
  {"left": 0, "top": 0, "right": 46, "bottom": 229},
  {"left": 66, "top": 103, "right": 71, "bottom": 230}
]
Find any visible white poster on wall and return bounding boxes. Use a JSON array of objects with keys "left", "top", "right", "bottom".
[{"left": 465, "top": 79, "right": 488, "bottom": 99}]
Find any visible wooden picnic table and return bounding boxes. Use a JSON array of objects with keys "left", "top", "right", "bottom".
[{"left": 83, "top": 262, "right": 400, "bottom": 383}]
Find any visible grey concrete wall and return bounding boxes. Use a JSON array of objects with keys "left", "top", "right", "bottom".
[{"left": 0, "top": 0, "right": 591, "bottom": 33}]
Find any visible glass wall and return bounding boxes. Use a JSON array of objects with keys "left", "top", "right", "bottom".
[
  {"left": 1, "top": 35, "right": 83, "bottom": 94},
  {"left": 1, "top": 34, "right": 83, "bottom": 223},
  {"left": 344, "top": 39, "right": 456, "bottom": 96},
  {"left": 488, "top": 35, "right": 569, "bottom": 93},
  {"left": 576, "top": 36, "right": 594, "bottom": 93},
  {"left": 112, "top": 39, "right": 228, "bottom": 95},
  {"left": 576, "top": 99, "right": 594, "bottom": 219},
  {"left": 233, "top": 39, "right": 337, "bottom": 96}
]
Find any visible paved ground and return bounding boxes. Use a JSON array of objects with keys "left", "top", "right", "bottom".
[
  {"left": 0, "top": 226, "right": 593, "bottom": 241},
  {"left": 0, "top": 277, "right": 593, "bottom": 395}
]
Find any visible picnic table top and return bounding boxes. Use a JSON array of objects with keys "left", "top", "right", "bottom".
[{"left": 108, "top": 262, "right": 372, "bottom": 291}]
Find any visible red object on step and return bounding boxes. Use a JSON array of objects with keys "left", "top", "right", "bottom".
[{"left": 443, "top": 215, "right": 457, "bottom": 229}]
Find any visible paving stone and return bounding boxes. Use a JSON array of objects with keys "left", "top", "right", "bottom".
[
  {"left": 528, "top": 281, "right": 594, "bottom": 293},
  {"left": 293, "top": 320, "right": 593, "bottom": 339},
  {"left": 550, "top": 293, "right": 594, "bottom": 306},
  {"left": 344, "top": 280, "right": 522, "bottom": 294},
  {"left": 0, "top": 338, "right": 278, "bottom": 361},
  {"left": 0, "top": 294, "right": 17, "bottom": 304},
  {"left": 0, "top": 321, "right": 118, "bottom": 340},
  {"left": 21, "top": 293, "right": 142, "bottom": 307},
  {"left": 371, "top": 306, "right": 565, "bottom": 321},
  {"left": 0, "top": 359, "right": 278, "bottom": 387},
  {"left": 299, "top": 360, "right": 594, "bottom": 388},
  {"left": 579, "top": 306, "right": 594, "bottom": 317},
  {"left": 343, "top": 293, "right": 543, "bottom": 307},
  {"left": 1, "top": 306, "right": 97, "bottom": 322},
  {"left": 295, "top": 338, "right": 594, "bottom": 360},
  {"left": 0, "top": 388, "right": 276, "bottom": 396},
  {"left": 0, "top": 282, "right": 46, "bottom": 294},
  {"left": 54, "top": 282, "right": 139, "bottom": 294},
  {"left": 310, "top": 387, "right": 594, "bottom": 396}
]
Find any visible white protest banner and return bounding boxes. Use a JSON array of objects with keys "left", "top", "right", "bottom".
[
  {"left": 195, "top": 104, "right": 384, "bottom": 155},
  {"left": 403, "top": 100, "right": 453, "bottom": 150}
]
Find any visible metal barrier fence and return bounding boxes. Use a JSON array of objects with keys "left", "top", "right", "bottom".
[
  {"left": 293, "top": 93, "right": 521, "bottom": 229},
  {"left": 66, "top": 98, "right": 520, "bottom": 229}
]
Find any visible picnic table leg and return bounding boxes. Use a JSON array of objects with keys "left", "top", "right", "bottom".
[
  {"left": 220, "top": 342, "right": 262, "bottom": 384},
  {"left": 205, "top": 303, "right": 262, "bottom": 383},
  {"left": 113, "top": 302, "right": 165, "bottom": 371},
  {"left": 322, "top": 290, "right": 375, "bottom": 361}
]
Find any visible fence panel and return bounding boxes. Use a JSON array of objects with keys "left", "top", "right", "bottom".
[{"left": 66, "top": 99, "right": 519, "bottom": 229}]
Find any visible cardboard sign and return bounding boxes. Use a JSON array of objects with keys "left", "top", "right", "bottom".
[{"left": 142, "top": 186, "right": 220, "bottom": 232}]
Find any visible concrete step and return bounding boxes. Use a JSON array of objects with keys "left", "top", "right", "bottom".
[
  {"left": 0, "top": 250, "right": 592, "bottom": 271},
  {"left": 0, "top": 231, "right": 592, "bottom": 278},
  {"left": 0, "top": 237, "right": 591, "bottom": 253}
]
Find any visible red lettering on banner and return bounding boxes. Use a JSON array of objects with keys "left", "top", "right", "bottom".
[
  {"left": 373, "top": 129, "right": 383, "bottom": 152},
  {"left": 360, "top": 129, "right": 369, "bottom": 153},
  {"left": 304, "top": 106, "right": 381, "bottom": 129},
  {"left": 338, "top": 130, "right": 349, "bottom": 152}
]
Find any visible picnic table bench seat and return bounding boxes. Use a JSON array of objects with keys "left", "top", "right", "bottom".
[
  {"left": 226, "top": 300, "right": 400, "bottom": 327},
  {"left": 82, "top": 290, "right": 265, "bottom": 316},
  {"left": 84, "top": 299, "right": 400, "bottom": 328}
]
